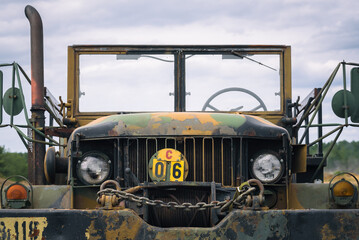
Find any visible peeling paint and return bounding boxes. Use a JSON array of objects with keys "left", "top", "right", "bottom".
[
  {"left": 320, "top": 224, "right": 335, "bottom": 240},
  {"left": 71, "top": 112, "right": 288, "bottom": 140},
  {"left": 0, "top": 217, "right": 48, "bottom": 239},
  {"left": 1, "top": 209, "right": 359, "bottom": 239}
]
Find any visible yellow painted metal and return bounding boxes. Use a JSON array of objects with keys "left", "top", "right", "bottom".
[
  {"left": 292, "top": 144, "right": 307, "bottom": 173},
  {"left": 157, "top": 148, "right": 182, "bottom": 162},
  {"left": 169, "top": 161, "right": 185, "bottom": 182},
  {"left": 67, "top": 46, "right": 76, "bottom": 121},
  {"left": 184, "top": 137, "right": 196, "bottom": 181},
  {"left": 65, "top": 45, "right": 292, "bottom": 128},
  {"left": 151, "top": 158, "right": 168, "bottom": 181},
  {"left": 283, "top": 46, "right": 292, "bottom": 110},
  {"left": 149, "top": 148, "right": 188, "bottom": 182},
  {"left": 0, "top": 217, "right": 48, "bottom": 239}
]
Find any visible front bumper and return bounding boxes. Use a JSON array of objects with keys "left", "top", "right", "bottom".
[{"left": 1, "top": 208, "right": 359, "bottom": 239}]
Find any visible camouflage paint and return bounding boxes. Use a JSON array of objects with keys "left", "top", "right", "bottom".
[{"left": 70, "top": 112, "right": 288, "bottom": 141}]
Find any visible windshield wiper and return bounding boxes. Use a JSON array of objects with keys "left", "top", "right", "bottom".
[
  {"left": 116, "top": 54, "right": 194, "bottom": 62},
  {"left": 231, "top": 51, "right": 277, "bottom": 71}
]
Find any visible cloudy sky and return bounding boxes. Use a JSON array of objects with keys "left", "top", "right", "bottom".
[{"left": 1, "top": 0, "right": 359, "bottom": 152}]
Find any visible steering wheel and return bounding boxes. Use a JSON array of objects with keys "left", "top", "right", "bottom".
[{"left": 202, "top": 87, "right": 267, "bottom": 111}]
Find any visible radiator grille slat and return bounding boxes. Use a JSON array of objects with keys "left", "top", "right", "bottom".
[{"left": 122, "top": 137, "right": 239, "bottom": 186}]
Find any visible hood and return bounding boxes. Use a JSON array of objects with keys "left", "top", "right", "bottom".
[{"left": 69, "top": 112, "right": 288, "bottom": 140}]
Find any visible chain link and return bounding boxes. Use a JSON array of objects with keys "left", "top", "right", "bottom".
[
  {"left": 97, "top": 188, "right": 229, "bottom": 211},
  {"left": 97, "top": 179, "right": 263, "bottom": 212}
]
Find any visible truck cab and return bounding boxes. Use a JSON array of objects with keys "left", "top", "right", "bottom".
[
  {"left": 1, "top": 6, "right": 359, "bottom": 239},
  {"left": 53, "top": 45, "right": 294, "bottom": 227}
]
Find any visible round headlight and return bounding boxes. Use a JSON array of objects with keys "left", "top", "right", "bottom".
[
  {"left": 76, "top": 152, "right": 111, "bottom": 185},
  {"left": 251, "top": 153, "right": 283, "bottom": 183}
]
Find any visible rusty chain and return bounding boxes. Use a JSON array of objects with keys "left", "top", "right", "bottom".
[
  {"left": 97, "top": 188, "right": 229, "bottom": 211},
  {"left": 97, "top": 184, "right": 261, "bottom": 212}
]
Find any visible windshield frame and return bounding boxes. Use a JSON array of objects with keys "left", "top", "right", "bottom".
[{"left": 67, "top": 45, "right": 291, "bottom": 125}]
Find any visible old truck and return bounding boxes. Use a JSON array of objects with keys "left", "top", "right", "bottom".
[{"left": 1, "top": 5, "right": 359, "bottom": 239}]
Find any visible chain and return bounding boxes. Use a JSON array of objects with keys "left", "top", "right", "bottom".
[
  {"left": 97, "top": 188, "right": 229, "bottom": 211},
  {"left": 97, "top": 179, "right": 264, "bottom": 211}
]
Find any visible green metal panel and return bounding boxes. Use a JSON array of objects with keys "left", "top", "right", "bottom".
[
  {"left": 331, "top": 89, "right": 355, "bottom": 118},
  {"left": 0, "top": 71, "right": 2, "bottom": 124},
  {"left": 3, "top": 87, "right": 23, "bottom": 116},
  {"left": 351, "top": 67, "right": 359, "bottom": 122}
]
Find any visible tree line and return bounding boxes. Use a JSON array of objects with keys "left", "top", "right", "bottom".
[
  {"left": 309, "top": 140, "right": 359, "bottom": 172},
  {"left": 0, "top": 146, "right": 28, "bottom": 178}
]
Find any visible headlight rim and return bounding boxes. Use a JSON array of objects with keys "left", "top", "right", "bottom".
[
  {"left": 76, "top": 151, "right": 112, "bottom": 185},
  {"left": 249, "top": 150, "right": 284, "bottom": 184}
]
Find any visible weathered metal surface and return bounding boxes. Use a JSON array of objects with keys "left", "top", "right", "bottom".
[
  {"left": 291, "top": 144, "right": 307, "bottom": 173},
  {"left": 289, "top": 183, "right": 329, "bottom": 209},
  {"left": 25, "top": 5, "right": 44, "bottom": 109},
  {"left": 32, "top": 185, "right": 72, "bottom": 209},
  {"left": 25, "top": 5, "right": 46, "bottom": 185},
  {"left": 1, "top": 209, "right": 359, "bottom": 239},
  {"left": 44, "top": 87, "right": 64, "bottom": 127},
  {"left": 73, "top": 187, "right": 98, "bottom": 209},
  {"left": 70, "top": 112, "right": 288, "bottom": 140},
  {"left": 44, "top": 126, "right": 75, "bottom": 138}
]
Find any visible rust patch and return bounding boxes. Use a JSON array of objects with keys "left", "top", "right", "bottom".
[
  {"left": 243, "top": 128, "right": 256, "bottom": 136},
  {"left": 320, "top": 224, "right": 335, "bottom": 240},
  {"left": 29, "top": 229, "right": 40, "bottom": 238},
  {"left": 106, "top": 211, "right": 142, "bottom": 239}
]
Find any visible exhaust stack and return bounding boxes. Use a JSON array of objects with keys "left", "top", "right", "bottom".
[{"left": 25, "top": 5, "right": 45, "bottom": 184}]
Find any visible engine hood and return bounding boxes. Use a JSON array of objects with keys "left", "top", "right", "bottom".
[{"left": 69, "top": 112, "right": 288, "bottom": 141}]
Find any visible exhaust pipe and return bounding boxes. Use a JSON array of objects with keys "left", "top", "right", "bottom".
[
  {"left": 25, "top": 5, "right": 45, "bottom": 184},
  {"left": 25, "top": 5, "right": 44, "bottom": 108}
]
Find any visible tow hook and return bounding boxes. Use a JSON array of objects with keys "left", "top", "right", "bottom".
[
  {"left": 221, "top": 179, "right": 264, "bottom": 212},
  {"left": 97, "top": 180, "right": 124, "bottom": 210}
]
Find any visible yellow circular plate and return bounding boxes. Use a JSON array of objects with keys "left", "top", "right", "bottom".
[{"left": 148, "top": 148, "right": 188, "bottom": 182}]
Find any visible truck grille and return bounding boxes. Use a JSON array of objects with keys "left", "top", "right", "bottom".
[{"left": 119, "top": 137, "right": 241, "bottom": 186}]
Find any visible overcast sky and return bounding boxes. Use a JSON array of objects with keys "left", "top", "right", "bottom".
[{"left": 1, "top": 0, "right": 359, "bottom": 152}]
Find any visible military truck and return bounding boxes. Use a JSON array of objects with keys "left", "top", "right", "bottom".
[{"left": 1, "top": 5, "right": 359, "bottom": 239}]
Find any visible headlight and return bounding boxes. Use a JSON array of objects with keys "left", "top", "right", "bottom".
[
  {"left": 76, "top": 152, "right": 111, "bottom": 185},
  {"left": 251, "top": 152, "right": 283, "bottom": 183}
]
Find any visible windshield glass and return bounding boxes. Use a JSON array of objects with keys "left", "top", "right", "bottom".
[
  {"left": 79, "top": 54, "right": 174, "bottom": 112},
  {"left": 78, "top": 52, "right": 281, "bottom": 112},
  {"left": 186, "top": 54, "right": 280, "bottom": 111}
]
